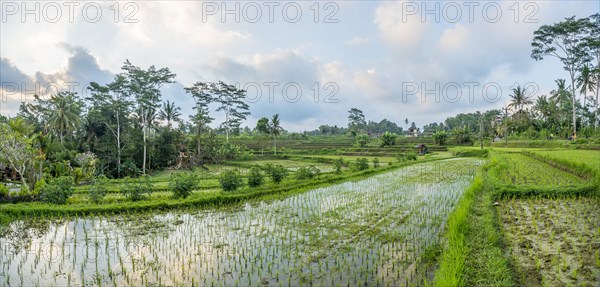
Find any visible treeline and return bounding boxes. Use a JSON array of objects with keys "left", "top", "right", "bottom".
[{"left": 0, "top": 60, "right": 264, "bottom": 190}]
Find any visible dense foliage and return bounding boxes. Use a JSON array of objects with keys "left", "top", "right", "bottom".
[
  {"left": 219, "top": 170, "right": 244, "bottom": 192},
  {"left": 170, "top": 174, "right": 199, "bottom": 199}
]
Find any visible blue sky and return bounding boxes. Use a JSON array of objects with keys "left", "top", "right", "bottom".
[{"left": 1, "top": 0, "right": 598, "bottom": 131}]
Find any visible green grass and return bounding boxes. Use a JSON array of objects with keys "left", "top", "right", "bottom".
[
  {"left": 434, "top": 169, "right": 484, "bottom": 286},
  {"left": 435, "top": 171, "right": 516, "bottom": 287}
]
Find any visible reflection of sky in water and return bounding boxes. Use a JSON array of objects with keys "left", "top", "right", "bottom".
[{"left": 1, "top": 158, "right": 482, "bottom": 286}]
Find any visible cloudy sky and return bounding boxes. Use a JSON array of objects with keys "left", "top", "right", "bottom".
[{"left": 1, "top": 0, "right": 598, "bottom": 131}]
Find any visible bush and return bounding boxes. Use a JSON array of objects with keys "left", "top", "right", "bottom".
[
  {"left": 433, "top": 130, "right": 448, "bottom": 145},
  {"left": 380, "top": 131, "right": 397, "bottom": 147},
  {"left": 353, "top": 158, "right": 369, "bottom": 171},
  {"left": 373, "top": 158, "right": 380, "bottom": 168},
  {"left": 33, "top": 178, "right": 47, "bottom": 196},
  {"left": 219, "top": 170, "right": 244, "bottom": 192},
  {"left": 218, "top": 143, "right": 241, "bottom": 160},
  {"left": 88, "top": 176, "right": 108, "bottom": 203},
  {"left": 334, "top": 158, "right": 344, "bottom": 174},
  {"left": 247, "top": 167, "right": 264, "bottom": 188},
  {"left": 170, "top": 173, "right": 198, "bottom": 199},
  {"left": 120, "top": 160, "right": 141, "bottom": 178},
  {"left": 397, "top": 151, "right": 418, "bottom": 162},
  {"left": 296, "top": 165, "right": 320, "bottom": 180},
  {"left": 122, "top": 175, "right": 152, "bottom": 201},
  {"left": 265, "top": 164, "right": 289, "bottom": 184},
  {"left": 0, "top": 184, "right": 8, "bottom": 198},
  {"left": 451, "top": 148, "right": 489, "bottom": 158},
  {"left": 40, "top": 176, "right": 74, "bottom": 204},
  {"left": 405, "top": 151, "right": 417, "bottom": 161},
  {"left": 354, "top": 134, "right": 369, "bottom": 147}
]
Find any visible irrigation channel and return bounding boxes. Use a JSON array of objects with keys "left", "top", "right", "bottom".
[{"left": 1, "top": 158, "right": 483, "bottom": 287}]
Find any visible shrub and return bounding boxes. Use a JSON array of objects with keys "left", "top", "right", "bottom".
[
  {"left": 120, "top": 160, "right": 141, "bottom": 178},
  {"left": 379, "top": 131, "right": 397, "bottom": 147},
  {"left": 354, "top": 134, "right": 370, "bottom": 147},
  {"left": 122, "top": 175, "right": 152, "bottom": 201},
  {"left": 353, "top": 158, "right": 369, "bottom": 171},
  {"left": 296, "top": 165, "right": 320, "bottom": 180},
  {"left": 219, "top": 170, "right": 244, "bottom": 192},
  {"left": 247, "top": 167, "right": 264, "bottom": 188},
  {"left": 0, "top": 184, "right": 8, "bottom": 198},
  {"left": 170, "top": 173, "right": 198, "bottom": 199},
  {"left": 451, "top": 148, "right": 489, "bottom": 158},
  {"left": 334, "top": 158, "right": 344, "bottom": 174},
  {"left": 88, "top": 176, "right": 108, "bottom": 203},
  {"left": 265, "top": 164, "right": 289, "bottom": 184},
  {"left": 33, "top": 178, "right": 47, "bottom": 196},
  {"left": 373, "top": 158, "right": 380, "bottom": 168},
  {"left": 40, "top": 176, "right": 74, "bottom": 204},
  {"left": 218, "top": 143, "right": 241, "bottom": 160},
  {"left": 433, "top": 130, "right": 448, "bottom": 145},
  {"left": 405, "top": 151, "right": 417, "bottom": 161},
  {"left": 397, "top": 151, "right": 418, "bottom": 162}
]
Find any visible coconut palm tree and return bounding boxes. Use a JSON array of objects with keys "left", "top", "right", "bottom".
[
  {"left": 159, "top": 100, "right": 181, "bottom": 128},
  {"left": 508, "top": 85, "right": 533, "bottom": 116},
  {"left": 46, "top": 92, "right": 82, "bottom": 148},
  {"left": 270, "top": 114, "right": 282, "bottom": 155}
]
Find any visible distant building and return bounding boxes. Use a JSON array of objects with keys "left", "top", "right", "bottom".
[{"left": 407, "top": 127, "right": 421, "bottom": 137}]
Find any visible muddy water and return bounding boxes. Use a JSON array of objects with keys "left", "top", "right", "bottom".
[{"left": 1, "top": 158, "right": 482, "bottom": 287}]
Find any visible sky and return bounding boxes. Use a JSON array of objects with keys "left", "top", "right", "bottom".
[{"left": 1, "top": 0, "right": 598, "bottom": 131}]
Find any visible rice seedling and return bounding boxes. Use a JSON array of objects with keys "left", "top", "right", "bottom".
[
  {"left": 0, "top": 158, "right": 482, "bottom": 286},
  {"left": 499, "top": 197, "right": 600, "bottom": 286}
]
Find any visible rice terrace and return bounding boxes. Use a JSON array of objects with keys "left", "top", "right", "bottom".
[{"left": 1, "top": 1, "right": 600, "bottom": 287}]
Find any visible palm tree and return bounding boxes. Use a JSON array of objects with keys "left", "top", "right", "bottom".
[
  {"left": 550, "top": 79, "right": 574, "bottom": 134},
  {"left": 270, "top": 114, "right": 282, "bottom": 155},
  {"left": 578, "top": 64, "right": 597, "bottom": 108},
  {"left": 159, "top": 100, "right": 181, "bottom": 128},
  {"left": 577, "top": 64, "right": 599, "bottom": 127},
  {"left": 46, "top": 92, "right": 81, "bottom": 148},
  {"left": 533, "top": 95, "right": 551, "bottom": 122},
  {"left": 507, "top": 85, "right": 533, "bottom": 116}
]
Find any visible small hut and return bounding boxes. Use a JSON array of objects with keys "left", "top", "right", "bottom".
[{"left": 414, "top": 144, "right": 428, "bottom": 155}]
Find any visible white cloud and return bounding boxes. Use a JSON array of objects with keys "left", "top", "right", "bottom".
[
  {"left": 346, "top": 37, "right": 369, "bottom": 46},
  {"left": 1, "top": 0, "right": 597, "bottom": 130}
]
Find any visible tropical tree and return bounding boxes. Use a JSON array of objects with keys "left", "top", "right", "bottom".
[
  {"left": 88, "top": 75, "right": 132, "bottom": 178},
  {"left": 212, "top": 81, "right": 250, "bottom": 142},
  {"left": 255, "top": 117, "right": 270, "bottom": 154},
  {"left": 549, "top": 79, "right": 574, "bottom": 133},
  {"left": 185, "top": 82, "right": 215, "bottom": 163},
  {"left": 508, "top": 85, "right": 533, "bottom": 115},
  {"left": 121, "top": 60, "right": 176, "bottom": 174},
  {"left": 0, "top": 121, "right": 39, "bottom": 190},
  {"left": 270, "top": 114, "right": 283, "bottom": 155},
  {"left": 533, "top": 95, "right": 552, "bottom": 123},
  {"left": 159, "top": 100, "right": 181, "bottom": 128},
  {"left": 583, "top": 13, "right": 600, "bottom": 128},
  {"left": 41, "top": 92, "right": 82, "bottom": 149},
  {"left": 531, "top": 15, "right": 590, "bottom": 135},
  {"left": 348, "top": 108, "right": 366, "bottom": 136}
]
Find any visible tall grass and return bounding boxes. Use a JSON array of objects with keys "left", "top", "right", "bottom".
[{"left": 434, "top": 172, "right": 483, "bottom": 286}]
